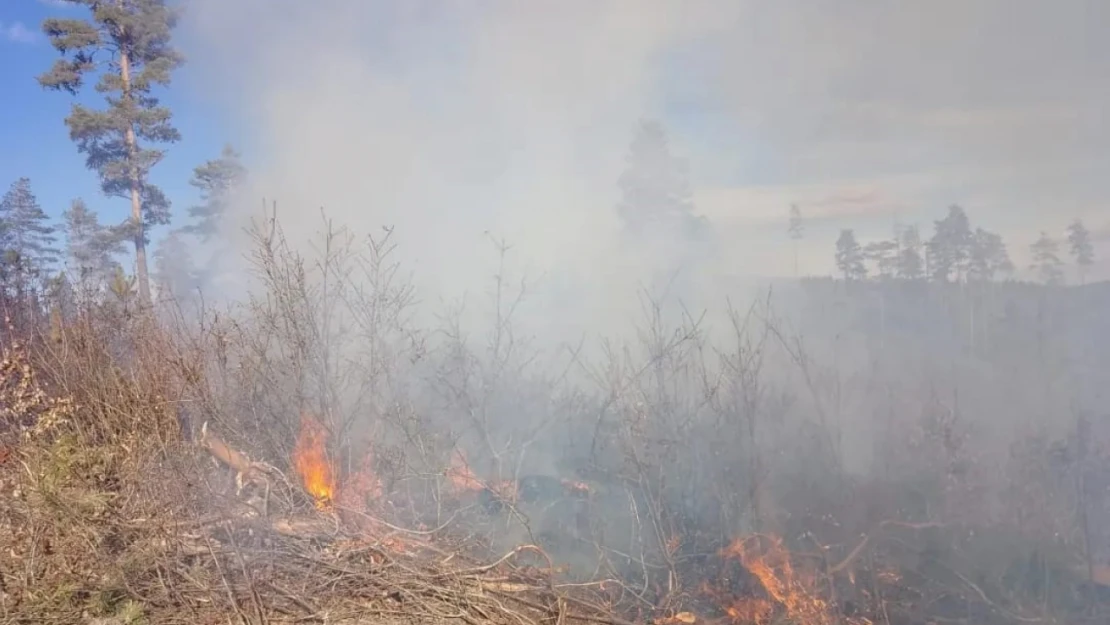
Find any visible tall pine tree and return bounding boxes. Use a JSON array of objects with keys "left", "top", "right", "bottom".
[
  {"left": 864, "top": 239, "right": 899, "bottom": 279},
  {"left": 835, "top": 229, "right": 867, "bottom": 281},
  {"left": 153, "top": 229, "right": 200, "bottom": 306},
  {"left": 1029, "top": 231, "right": 1064, "bottom": 285},
  {"left": 787, "top": 203, "right": 804, "bottom": 277},
  {"left": 1066, "top": 219, "right": 1095, "bottom": 284},
  {"left": 926, "top": 205, "right": 974, "bottom": 283},
  {"left": 185, "top": 144, "right": 246, "bottom": 241},
  {"left": 968, "top": 228, "right": 1013, "bottom": 282},
  {"left": 62, "top": 197, "right": 124, "bottom": 290},
  {"left": 896, "top": 225, "right": 925, "bottom": 280},
  {"left": 38, "top": 0, "right": 184, "bottom": 305},
  {"left": 614, "top": 119, "right": 712, "bottom": 307},
  {"left": 617, "top": 120, "right": 707, "bottom": 240},
  {"left": 0, "top": 178, "right": 60, "bottom": 289}
]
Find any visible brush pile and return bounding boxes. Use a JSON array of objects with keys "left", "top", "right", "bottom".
[
  {"left": 33, "top": 506, "right": 634, "bottom": 625},
  {"left": 3, "top": 309, "right": 1109, "bottom": 625},
  {"left": 0, "top": 337, "right": 640, "bottom": 625},
  {"left": 1, "top": 478, "right": 632, "bottom": 625}
]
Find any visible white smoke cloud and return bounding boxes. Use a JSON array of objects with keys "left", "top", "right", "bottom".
[{"left": 177, "top": 0, "right": 1110, "bottom": 317}]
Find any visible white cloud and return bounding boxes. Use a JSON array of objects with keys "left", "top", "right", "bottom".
[{"left": 0, "top": 21, "right": 38, "bottom": 44}]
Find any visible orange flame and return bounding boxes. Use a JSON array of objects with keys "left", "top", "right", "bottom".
[
  {"left": 560, "top": 478, "right": 592, "bottom": 497},
  {"left": 719, "top": 535, "right": 844, "bottom": 625},
  {"left": 338, "top": 446, "right": 383, "bottom": 512},
  {"left": 724, "top": 598, "right": 774, "bottom": 625},
  {"left": 446, "top": 449, "right": 518, "bottom": 503},
  {"left": 656, "top": 612, "right": 698, "bottom": 625},
  {"left": 293, "top": 412, "right": 336, "bottom": 508},
  {"left": 447, "top": 449, "right": 486, "bottom": 493}
]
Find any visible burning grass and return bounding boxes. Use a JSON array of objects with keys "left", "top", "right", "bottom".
[
  {"left": 4, "top": 220, "right": 1110, "bottom": 625},
  {"left": 2, "top": 316, "right": 1106, "bottom": 625},
  {"left": 293, "top": 411, "right": 337, "bottom": 508},
  {"left": 0, "top": 336, "right": 628, "bottom": 624},
  {"left": 446, "top": 449, "right": 517, "bottom": 504},
  {"left": 714, "top": 535, "right": 854, "bottom": 625},
  {"left": 1, "top": 327, "right": 839, "bottom": 625}
]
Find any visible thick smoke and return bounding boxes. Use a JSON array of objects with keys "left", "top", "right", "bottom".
[
  {"left": 175, "top": 0, "right": 1110, "bottom": 423},
  {"left": 178, "top": 1, "right": 723, "bottom": 341},
  {"left": 173, "top": 1, "right": 1110, "bottom": 576},
  {"left": 179, "top": 0, "right": 1110, "bottom": 308}
]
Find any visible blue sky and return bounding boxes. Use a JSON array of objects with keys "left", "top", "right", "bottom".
[
  {"left": 3, "top": 0, "right": 1108, "bottom": 283},
  {"left": 0, "top": 1, "right": 239, "bottom": 249}
]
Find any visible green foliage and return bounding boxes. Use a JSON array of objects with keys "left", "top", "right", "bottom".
[
  {"left": 38, "top": 0, "right": 183, "bottom": 227},
  {"left": 37, "top": 434, "right": 118, "bottom": 519},
  {"left": 0, "top": 177, "right": 60, "bottom": 287},
  {"left": 108, "top": 264, "right": 138, "bottom": 311},
  {"left": 38, "top": 0, "right": 184, "bottom": 302}
]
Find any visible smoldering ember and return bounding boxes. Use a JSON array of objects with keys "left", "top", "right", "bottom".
[{"left": 2, "top": 2, "right": 1110, "bottom": 625}]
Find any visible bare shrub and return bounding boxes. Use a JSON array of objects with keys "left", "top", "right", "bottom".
[{"left": 4, "top": 210, "right": 1109, "bottom": 624}]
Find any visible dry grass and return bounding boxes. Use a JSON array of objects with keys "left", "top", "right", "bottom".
[
  {"left": 0, "top": 318, "right": 637, "bottom": 625},
  {"left": 3, "top": 217, "right": 1110, "bottom": 625}
]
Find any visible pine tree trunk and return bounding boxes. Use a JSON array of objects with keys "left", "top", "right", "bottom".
[{"left": 118, "top": 46, "right": 151, "bottom": 305}]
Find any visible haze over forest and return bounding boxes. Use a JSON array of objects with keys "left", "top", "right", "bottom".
[
  {"left": 3, "top": 2, "right": 1109, "bottom": 297},
  {"left": 2, "top": 2, "right": 1110, "bottom": 624}
]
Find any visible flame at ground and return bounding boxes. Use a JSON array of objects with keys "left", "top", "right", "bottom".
[
  {"left": 293, "top": 412, "right": 336, "bottom": 507},
  {"left": 560, "top": 478, "right": 592, "bottom": 497},
  {"left": 447, "top": 449, "right": 486, "bottom": 493},
  {"left": 447, "top": 449, "right": 518, "bottom": 502},
  {"left": 287, "top": 414, "right": 404, "bottom": 555},
  {"left": 334, "top": 446, "right": 401, "bottom": 552},
  {"left": 715, "top": 535, "right": 864, "bottom": 625},
  {"left": 723, "top": 598, "right": 774, "bottom": 625},
  {"left": 338, "top": 446, "right": 383, "bottom": 512}
]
